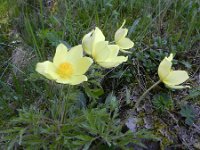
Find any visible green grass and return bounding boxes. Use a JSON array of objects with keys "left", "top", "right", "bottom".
[{"left": 0, "top": 0, "right": 200, "bottom": 149}]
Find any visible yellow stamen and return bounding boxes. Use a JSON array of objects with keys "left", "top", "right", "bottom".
[{"left": 56, "top": 62, "right": 73, "bottom": 79}]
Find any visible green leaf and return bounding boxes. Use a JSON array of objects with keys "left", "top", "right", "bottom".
[
  {"left": 180, "top": 61, "right": 192, "bottom": 69},
  {"left": 76, "top": 92, "right": 87, "bottom": 109},
  {"left": 152, "top": 93, "right": 173, "bottom": 112},
  {"left": 105, "top": 93, "right": 118, "bottom": 110},
  {"left": 125, "top": 87, "right": 131, "bottom": 105},
  {"left": 84, "top": 85, "right": 104, "bottom": 100},
  {"left": 75, "top": 135, "right": 93, "bottom": 141},
  {"left": 180, "top": 104, "right": 195, "bottom": 125},
  {"left": 184, "top": 86, "right": 200, "bottom": 100}
]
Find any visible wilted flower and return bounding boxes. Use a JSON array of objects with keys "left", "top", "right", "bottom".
[
  {"left": 114, "top": 20, "right": 134, "bottom": 51},
  {"left": 158, "top": 53, "right": 190, "bottom": 89},
  {"left": 82, "top": 27, "right": 128, "bottom": 68},
  {"left": 36, "top": 43, "right": 93, "bottom": 85}
]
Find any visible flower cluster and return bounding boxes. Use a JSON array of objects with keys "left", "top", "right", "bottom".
[
  {"left": 36, "top": 22, "right": 190, "bottom": 89},
  {"left": 82, "top": 26, "right": 132, "bottom": 68},
  {"left": 36, "top": 21, "right": 134, "bottom": 85}
]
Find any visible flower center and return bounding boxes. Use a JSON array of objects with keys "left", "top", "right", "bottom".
[{"left": 56, "top": 62, "right": 73, "bottom": 79}]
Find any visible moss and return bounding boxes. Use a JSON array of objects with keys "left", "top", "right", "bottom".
[{"left": 153, "top": 119, "right": 175, "bottom": 150}]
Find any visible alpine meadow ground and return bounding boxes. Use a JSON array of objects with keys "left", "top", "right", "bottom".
[{"left": 0, "top": 0, "right": 200, "bottom": 149}]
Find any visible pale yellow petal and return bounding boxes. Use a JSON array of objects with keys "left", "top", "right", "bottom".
[
  {"left": 158, "top": 57, "right": 172, "bottom": 81},
  {"left": 166, "top": 53, "right": 173, "bottom": 61},
  {"left": 92, "top": 41, "right": 110, "bottom": 61},
  {"left": 94, "top": 27, "right": 105, "bottom": 43},
  {"left": 98, "top": 56, "right": 128, "bottom": 68},
  {"left": 53, "top": 43, "right": 68, "bottom": 67},
  {"left": 119, "top": 49, "right": 132, "bottom": 53},
  {"left": 115, "top": 20, "right": 127, "bottom": 42},
  {"left": 73, "top": 57, "right": 93, "bottom": 75},
  {"left": 107, "top": 45, "right": 119, "bottom": 58},
  {"left": 82, "top": 27, "right": 105, "bottom": 55},
  {"left": 163, "top": 70, "right": 189, "bottom": 86},
  {"left": 36, "top": 61, "right": 58, "bottom": 80},
  {"left": 67, "top": 45, "right": 83, "bottom": 63},
  {"left": 82, "top": 30, "right": 94, "bottom": 55},
  {"left": 166, "top": 84, "right": 190, "bottom": 89},
  {"left": 57, "top": 75, "right": 87, "bottom": 85},
  {"left": 56, "top": 78, "right": 70, "bottom": 84},
  {"left": 70, "top": 75, "right": 87, "bottom": 85},
  {"left": 116, "top": 38, "right": 134, "bottom": 49},
  {"left": 115, "top": 28, "right": 128, "bottom": 42}
]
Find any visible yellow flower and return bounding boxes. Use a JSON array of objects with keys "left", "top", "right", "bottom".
[
  {"left": 114, "top": 20, "right": 134, "bottom": 51},
  {"left": 82, "top": 27, "right": 105, "bottom": 55},
  {"left": 158, "top": 53, "right": 190, "bottom": 89},
  {"left": 82, "top": 27, "right": 128, "bottom": 68},
  {"left": 92, "top": 41, "right": 128, "bottom": 68},
  {"left": 36, "top": 43, "right": 93, "bottom": 85}
]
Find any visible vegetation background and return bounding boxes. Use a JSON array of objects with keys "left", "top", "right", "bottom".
[{"left": 0, "top": 0, "right": 199, "bottom": 149}]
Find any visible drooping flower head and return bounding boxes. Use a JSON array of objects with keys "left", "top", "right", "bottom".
[
  {"left": 114, "top": 20, "right": 134, "bottom": 52},
  {"left": 82, "top": 27, "right": 128, "bottom": 68},
  {"left": 36, "top": 43, "right": 93, "bottom": 85},
  {"left": 158, "top": 53, "right": 190, "bottom": 89}
]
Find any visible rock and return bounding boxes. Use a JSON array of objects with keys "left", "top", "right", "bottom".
[
  {"left": 7, "top": 45, "right": 33, "bottom": 84},
  {"left": 126, "top": 117, "right": 138, "bottom": 132},
  {"left": 143, "top": 116, "right": 153, "bottom": 129}
]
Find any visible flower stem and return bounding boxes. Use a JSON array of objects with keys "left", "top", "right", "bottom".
[
  {"left": 134, "top": 80, "right": 161, "bottom": 109},
  {"left": 60, "top": 85, "right": 70, "bottom": 124}
]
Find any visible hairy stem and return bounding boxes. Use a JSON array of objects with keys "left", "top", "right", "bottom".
[
  {"left": 60, "top": 85, "right": 70, "bottom": 124},
  {"left": 134, "top": 80, "right": 161, "bottom": 109}
]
